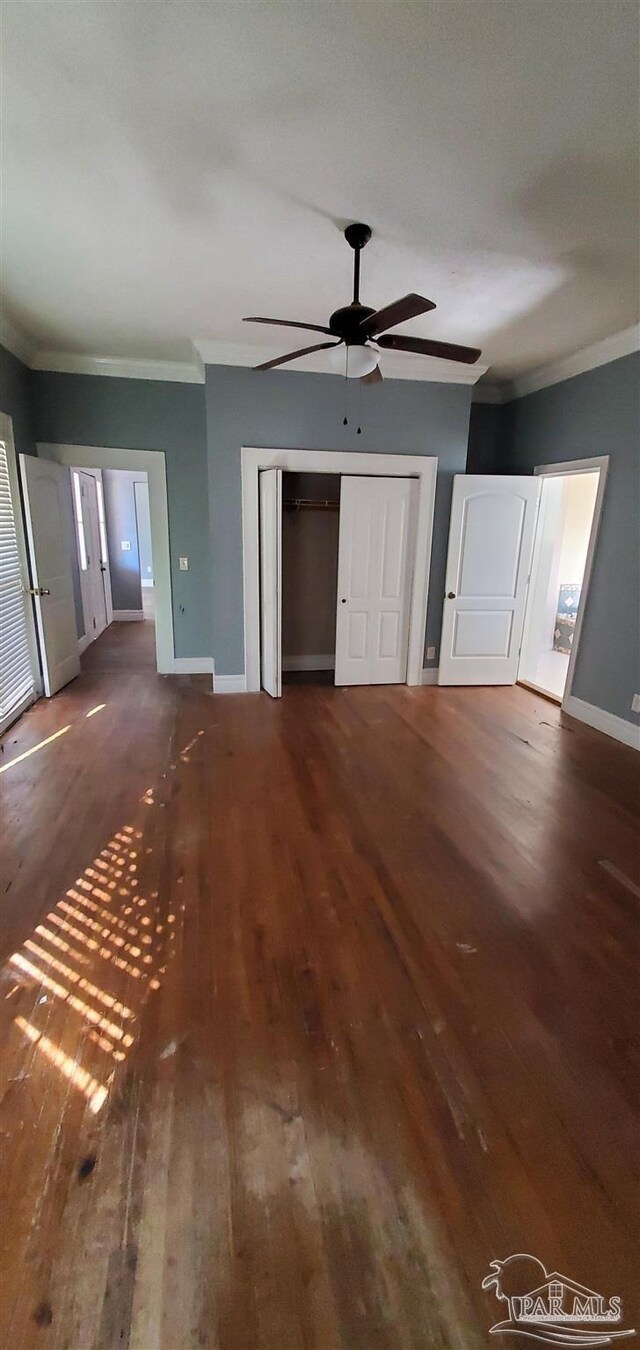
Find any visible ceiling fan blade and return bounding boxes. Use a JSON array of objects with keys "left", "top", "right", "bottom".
[
  {"left": 244, "top": 316, "right": 332, "bottom": 335},
  {"left": 254, "top": 341, "right": 340, "bottom": 372},
  {"left": 360, "top": 293, "right": 436, "bottom": 338},
  {"left": 361, "top": 365, "right": 383, "bottom": 385},
  {"left": 377, "top": 334, "right": 482, "bottom": 364}
]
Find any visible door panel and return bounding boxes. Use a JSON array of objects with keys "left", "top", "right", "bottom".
[
  {"left": 439, "top": 475, "right": 540, "bottom": 685},
  {"left": 20, "top": 456, "right": 81, "bottom": 697},
  {"left": 259, "top": 468, "right": 282, "bottom": 698},
  {"left": 335, "top": 476, "right": 417, "bottom": 686}
]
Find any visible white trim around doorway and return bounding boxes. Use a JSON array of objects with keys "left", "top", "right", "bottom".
[
  {"left": 38, "top": 443, "right": 175, "bottom": 674},
  {"left": 240, "top": 446, "right": 438, "bottom": 694}
]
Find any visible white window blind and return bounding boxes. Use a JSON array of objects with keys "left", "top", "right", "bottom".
[{"left": 0, "top": 440, "right": 37, "bottom": 733}]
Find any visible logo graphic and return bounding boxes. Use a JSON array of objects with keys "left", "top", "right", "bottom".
[{"left": 482, "top": 1254, "right": 635, "bottom": 1345}]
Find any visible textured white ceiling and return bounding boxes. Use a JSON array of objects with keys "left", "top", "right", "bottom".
[{"left": 2, "top": 0, "right": 639, "bottom": 379}]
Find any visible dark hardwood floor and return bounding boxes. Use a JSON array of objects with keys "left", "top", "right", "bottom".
[{"left": 0, "top": 629, "right": 638, "bottom": 1348}]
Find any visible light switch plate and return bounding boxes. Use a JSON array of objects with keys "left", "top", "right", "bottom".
[
  {"left": 632, "top": 693, "right": 640, "bottom": 714},
  {"left": 121, "top": 540, "right": 131, "bottom": 551},
  {"left": 426, "top": 646, "right": 436, "bottom": 661},
  {"left": 179, "top": 557, "right": 189, "bottom": 571}
]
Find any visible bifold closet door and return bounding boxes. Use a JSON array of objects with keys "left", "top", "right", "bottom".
[
  {"left": 335, "top": 476, "right": 417, "bottom": 686},
  {"left": 439, "top": 474, "right": 540, "bottom": 685},
  {"left": 259, "top": 468, "right": 282, "bottom": 698}
]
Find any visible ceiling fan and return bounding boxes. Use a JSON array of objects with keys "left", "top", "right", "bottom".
[{"left": 243, "top": 222, "right": 481, "bottom": 383}]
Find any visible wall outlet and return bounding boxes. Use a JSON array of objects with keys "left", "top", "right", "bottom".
[
  {"left": 426, "top": 646, "right": 436, "bottom": 661},
  {"left": 179, "top": 556, "right": 189, "bottom": 571},
  {"left": 632, "top": 694, "right": 640, "bottom": 714},
  {"left": 120, "top": 540, "right": 131, "bottom": 551}
]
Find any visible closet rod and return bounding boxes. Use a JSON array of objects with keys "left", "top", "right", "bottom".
[{"left": 283, "top": 498, "right": 340, "bottom": 511}]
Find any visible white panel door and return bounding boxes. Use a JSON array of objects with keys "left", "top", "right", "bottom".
[
  {"left": 19, "top": 456, "right": 81, "bottom": 697},
  {"left": 80, "top": 471, "right": 108, "bottom": 640},
  {"left": 335, "top": 476, "right": 417, "bottom": 686},
  {"left": 259, "top": 468, "right": 282, "bottom": 698},
  {"left": 439, "top": 474, "right": 540, "bottom": 685}
]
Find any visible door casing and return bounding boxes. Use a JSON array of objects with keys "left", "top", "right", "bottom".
[{"left": 242, "top": 447, "right": 438, "bottom": 694}]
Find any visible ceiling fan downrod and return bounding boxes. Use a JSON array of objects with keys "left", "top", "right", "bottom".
[{"left": 344, "top": 222, "right": 372, "bottom": 305}]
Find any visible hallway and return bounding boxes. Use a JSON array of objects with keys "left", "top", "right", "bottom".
[
  {"left": 81, "top": 605, "right": 156, "bottom": 676},
  {"left": 0, "top": 668, "right": 638, "bottom": 1347}
]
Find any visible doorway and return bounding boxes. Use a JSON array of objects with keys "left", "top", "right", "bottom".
[
  {"left": 281, "top": 472, "right": 340, "bottom": 685},
  {"left": 242, "top": 447, "right": 438, "bottom": 695},
  {"left": 40, "top": 443, "right": 174, "bottom": 674},
  {"left": 518, "top": 459, "right": 607, "bottom": 704},
  {"left": 259, "top": 466, "right": 419, "bottom": 697}
]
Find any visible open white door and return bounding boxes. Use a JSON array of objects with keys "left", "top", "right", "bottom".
[
  {"left": 259, "top": 468, "right": 282, "bottom": 698},
  {"left": 335, "top": 476, "right": 417, "bottom": 686},
  {"left": 20, "top": 456, "right": 81, "bottom": 696},
  {"left": 72, "top": 469, "right": 109, "bottom": 644},
  {"left": 439, "top": 474, "right": 540, "bottom": 685}
]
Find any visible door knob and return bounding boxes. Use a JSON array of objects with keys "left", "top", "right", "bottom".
[
  {"left": 447, "top": 591, "right": 456, "bottom": 599},
  {"left": 26, "top": 586, "right": 50, "bottom": 597}
]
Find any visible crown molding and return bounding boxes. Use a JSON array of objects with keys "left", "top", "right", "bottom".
[
  {"left": 0, "top": 312, "right": 36, "bottom": 366},
  {"left": 30, "top": 350, "right": 205, "bottom": 383},
  {"left": 4, "top": 321, "right": 636, "bottom": 396},
  {"left": 510, "top": 323, "right": 640, "bottom": 401},
  {"left": 192, "top": 338, "right": 489, "bottom": 386}
]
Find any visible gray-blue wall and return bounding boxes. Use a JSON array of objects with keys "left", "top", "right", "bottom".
[
  {"left": 466, "top": 400, "right": 505, "bottom": 474},
  {"left": 31, "top": 370, "right": 210, "bottom": 658},
  {"left": 0, "top": 344, "right": 37, "bottom": 457},
  {"left": 205, "top": 365, "right": 473, "bottom": 676},
  {"left": 499, "top": 353, "right": 640, "bottom": 725}
]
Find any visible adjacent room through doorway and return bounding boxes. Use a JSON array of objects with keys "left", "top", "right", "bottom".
[
  {"left": 70, "top": 464, "right": 155, "bottom": 673},
  {"left": 518, "top": 466, "right": 602, "bottom": 703}
]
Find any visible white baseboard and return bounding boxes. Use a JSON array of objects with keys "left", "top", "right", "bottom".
[
  {"left": 421, "top": 667, "right": 440, "bottom": 685},
  {"left": 562, "top": 695, "right": 640, "bottom": 750},
  {"left": 283, "top": 654, "right": 334, "bottom": 672},
  {"left": 214, "top": 673, "right": 247, "bottom": 694},
  {"left": 78, "top": 633, "right": 91, "bottom": 654},
  {"left": 173, "top": 657, "right": 214, "bottom": 676},
  {"left": 141, "top": 578, "right": 154, "bottom": 588},
  {"left": 113, "top": 609, "right": 144, "bottom": 621}
]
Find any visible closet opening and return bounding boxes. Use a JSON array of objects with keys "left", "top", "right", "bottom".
[{"left": 281, "top": 472, "right": 341, "bottom": 686}]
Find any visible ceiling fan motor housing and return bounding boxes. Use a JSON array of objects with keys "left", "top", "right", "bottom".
[{"left": 329, "top": 302, "right": 375, "bottom": 345}]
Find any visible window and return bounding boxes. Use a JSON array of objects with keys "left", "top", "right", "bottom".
[
  {"left": 72, "top": 471, "right": 88, "bottom": 570},
  {"left": 0, "top": 439, "right": 37, "bottom": 733}
]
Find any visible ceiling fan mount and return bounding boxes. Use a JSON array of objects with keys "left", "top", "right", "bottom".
[{"left": 243, "top": 222, "right": 482, "bottom": 379}]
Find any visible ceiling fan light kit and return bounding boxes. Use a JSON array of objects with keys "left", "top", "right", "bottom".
[
  {"left": 244, "top": 222, "right": 482, "bottom": 382},
  {"left": 328, "top": 343, "right": 380, "bottom": 379}
]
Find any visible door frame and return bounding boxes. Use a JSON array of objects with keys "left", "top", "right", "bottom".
[
  {"left": 519, "top": 455, "right": 609, "bottom": 709},
  {"left": 0, "top": 412, "right": 42, "bottom": 728},
  {"left": 242, "top": 447, "right": 438, "bottom": 693},
  {"left": 38, "top": 443, "right": 175, "bottom": 674}
]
